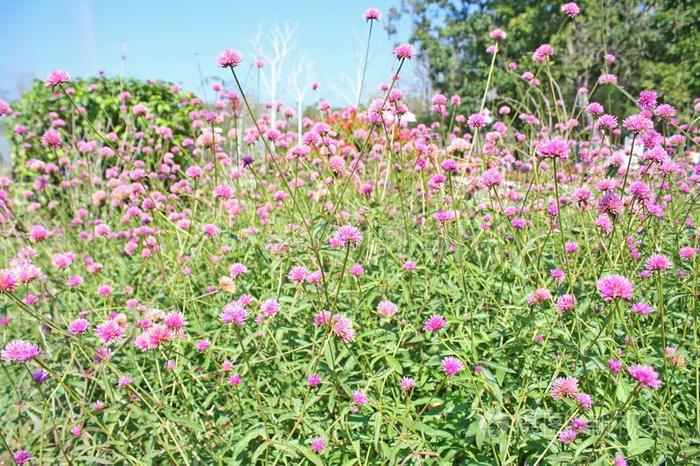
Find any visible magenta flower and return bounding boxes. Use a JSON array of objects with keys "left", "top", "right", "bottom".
[
  {"left": 645, "top": 254, "right": 671, "bottom": 272},
  {"left": 555, "top": 294, "right": 576, "bottom": 313},
  {"left": 12, "top": 450, "right": 33, "bottom": 465},
  {"left": 352, "top": 390, "right": 369, "bottom": 405},
  {"left": 45, "top": 69, "right": 70, "bottom": 87},
  {"left": 0, "top": 269, "right": 18, "bottom": 293},
  {"left": 94, "top": 320, "right": 126, "bottom": 346},
  {"left": 393, "top": 43, "right": 415, "bottom": 60},
  {"left": 1, "top": 340, "right": 40, "bottom": 363},
  {"left": 220, "top": 302, "right": 248, "bottom": 326},
  {"left": 329, "top": 224, "right": 363, "bottom": 248},
  {"left": 217, "top": 49, "right": 243, "bottom": 68},
  {"left": 441, "top": 356, "right": 464, "bottom": 377},
  {"left": 307, "top": 374, "right": 321, "bottom": 388},
  {"left": 560, "top": 2, "right": 581, "bottom": 17},
  {"left": 597, "top": 274, "right": 634, "bottom": 302},
  {"left": 532, "top": 44, "right": 554, "bottom": 62},
  {"left": 377, "top": 300, "right": 398, "bottom": 319},
  {"left": 423, "top": 314, "right": 447, "bottom": 332},
  {"left": 68, "top": 318, "right": 91, "bottom": 335},
  {"left": 400, "top": 376, "right": 416, "bottom": 391},
  {"left": 364, "top": 7, "right": 381, "bottom": 21},
  {"left": 310, "top": 437, "right": 326, "bottom": 453},
  {"left": 558, "top": 427, "right": 578, "bottom": 443},
  {"left": 628, "top": 364, "right": 661, "bottom": 389},
  {"left": 551, "top": 376, "right": 578, "bottom": 400}
]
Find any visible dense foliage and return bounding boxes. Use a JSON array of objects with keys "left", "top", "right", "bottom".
[
  {"left": 7, "top": 77, "right": 200, "bottom": 179},
  {"left": 0, "top": 3, "right": 699, "bottom": 465},
  {"left": 389, "top": 0, "right": 700, "bottom": 113}
]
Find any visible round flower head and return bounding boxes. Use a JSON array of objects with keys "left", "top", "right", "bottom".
[
  {"left": 310, "top": 437, "right": 326, "bottom": 453},
  {"left": 597, "top": 274, "right": 634, "bottom": 302},
  {"left": 364, "top": 7, "right": 381, "bottom": 21},
  {"left": 558, "top": 427, "right": 577, "bottom": 443},
  {"left": 13, "top": 450, "right": 33, "bottom": 465},
  {"left": 532, "top": 44, "right": 554, "bottom": 63},
  {"left": 645, "top": 254, "right": 671, "bottom": 273},
  {"left": 424, "top": 314, "right": 447, "bottom": 332},
  {"left": 220, "top": 302, "right": 248, "bottom": 326},
  {"left": 489, "top": 28, "right": 507, "bottom": 41},
  {"left": 2, "top": 340, "right": 40, "bottom": 362},
  {"left": 307, "top": 374, "right": 321, "bottom": 387},
  {"left": 441, "top": 356, "right": 464, "bottom": 377},
  {"left": 377, "top": 300, "right": 398, "bottom": 319},
  {"left": 400, "top": 376, "right": 416, "bottom": 391},
  {"left": 555, "top": 294, "right": 576, "bottom": 313},
  {"left": 217, "top": 49, "right": 243, "bottom": 68},
  {"left": 329, "top": 224, "right": 363, "bottom": 248},
  {"left": 561, "top": 2, "right": 581, "bottom": 17},
  {"left": 352, "top": 389, "right": 368, "bottom": 405},
  {"left": 628, "top": 364, "right": 661, "bottom": 389},
  {"left": 45, "top": 69, "right": 71, "bottom": 87},
  {"left": 551, "top": 376, "right": 578, "bottom": 399},
  {"left": 0, "top": 269, "right": 18, "bottom": 293},
  {"left": 393, "top": 43, "right": 415, "bottom": 60}
]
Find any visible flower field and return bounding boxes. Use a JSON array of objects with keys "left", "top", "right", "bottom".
[{"left": 0, "top": 3, "right": 699, "bottom": 465}]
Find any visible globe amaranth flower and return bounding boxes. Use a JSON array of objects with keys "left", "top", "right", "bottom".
[
  {"left": 393, "top": 43, "right": 415, "bottom": 60},
  {"left": 442, "top": 356, "right": 465, "bottom": 377},
  {"left": 329, "top": 224, "right": 363, "bottom": 248},
  {"left": 597, "top": 274, "right": 634, "bottom": 302},
  {"left": 628, "top": 364, "right": 661, "bottom": 389},
  {"left": 1, "top": 340, "right": 40, "bottom": 363},
  {"left": 217, "top": 49, "right": 243, "bottom": 68},
  {"left": 45, "top": 70, "right": 71, "bottom": 87}
]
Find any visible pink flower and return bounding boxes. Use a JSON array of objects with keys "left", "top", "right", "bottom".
[
  {"left": 551, "top": 376, "right": 578, "bottom": 399},
  {"left": 608, "top": 359, "right": 622, "bottom": 373},
  {"left": 558, "top": 427, "right": 577, "bottom": 443},
  {"left": 575, "top": 392, "right": 593, "bottom": 410},
  {"left": 260, "top": 299, "right": 280, "bottom": 318},
  {"left": 377, "top": 300, "right": 398, "bottom": 319},
  {"left": 561, "top": 2, "right": 581, "bottom": 17},
  {"left": 679, "top": 246, "right": 696, "bottom": 261},
  {"left": 352, "top": 390, "right": 369, "bottom": 405},
  {"left": 41, "top": 129, "right": 62, "bottom": 148},
  {"left": 329, "top": 224, "right": 363, "bottom": 248},
  {"left": 555, "top": 294, "right": 576, "bottom": 313},
  {"left": 307, "top": 374, "right": 321, "bottom": 388},
  {"left": 400, "top": 376, "right": 416, "bottom": 391},
  {"left": 628, "top": 364, "right": 661, "bottom": 389},
  {"left": 12, "top": 450, "right": 33, "bottom": 465},
  {"left": 287, "top": 266, "right": 309, "bottom": 284},
  {"left": 228, "top": 373, "right": 242, "bottom": 386},
  {"left": 45, "top": 70, "right": 71, "bottom": 87},
  {"left": 442, "top": 356, "right": 464, "bottom": 377},
  {"left": 489, "top": 28, "right": 507, "bottom": 41},
  {"left": 0, "top": 269, "right": 18, "bottom": 293},
  {"left": 217, "top": 49, "right": 243, "bottom": 68},
  {"left": 480, "top": 168, "right": 503, "bottom": 188},
  {"left": 310, "top": 437, "right": 326, "bottom": 453},
  {"left": 1, "top": 340, "right": 40, "bottom": 362},
  {"left": 597, "top": 274, "right": 634, "bottom": 302},
  {"left": 537, "top": 137, "right": 569, "bottom": 159},
  {"left": 364, "top": 7, "right": 381, "bottom": 21},
  {"left": 68, "top": 318, "right": 90, "bottom": 335},
  {"left": 423, "top": 314, "right": 447, "bottom": 332},
  {"left": 623, "top": 113, "right": 653, "bottom": 134},
  {"left": 196, "top": 340, "right": 211, "bottom": 352},
  {"left": 532, "top": 44, "right": 554, "bottom": 63},
  {"left": 393, "top": 43, "right": 415, "bottom": 60},
  {"left": 645, "top": 254, "right": 671, "bottom": 272},
  {"left": 220, "top": 302, "right": 248, "bottom": 326},
  {"left": 94, "top": 320, "right": 126, "bottom": 346},
  {"left": 229, "top": 263, "right": 248, "bottom": 277},
  {"left": 598, "top": 73, "right": 618, "bottom": 85}
]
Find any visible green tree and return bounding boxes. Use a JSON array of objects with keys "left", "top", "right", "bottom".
[{"left": 391, "top": 0, "right": 699, "bottom": 113}]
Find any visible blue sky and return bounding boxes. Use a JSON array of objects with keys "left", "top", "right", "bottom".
[{"left": 1, "top": 0, "right": 413, "bottom": 105}]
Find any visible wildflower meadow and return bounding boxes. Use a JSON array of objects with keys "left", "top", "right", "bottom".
[{"left": 0, "top": 2, "right": 699, "bottom": 465}]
